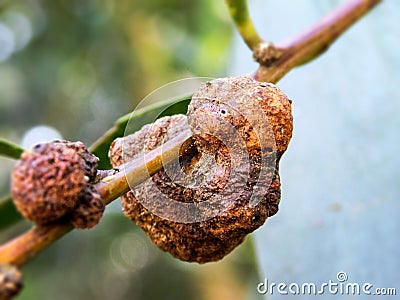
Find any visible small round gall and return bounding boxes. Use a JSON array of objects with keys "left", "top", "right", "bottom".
[{"left": 11, "top": 141, "right": 99, "bottom": 225}]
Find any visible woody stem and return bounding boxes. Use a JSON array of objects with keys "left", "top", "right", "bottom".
[{"left": 0, "top": 0, "right": 381, "bottom": 267}]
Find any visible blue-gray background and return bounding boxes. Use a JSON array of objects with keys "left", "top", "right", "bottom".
[
  {"left": 229, "top": 0, "right": 399, "bottom": 299},
  {"left": 0, "top": 0, "right": 398, "bottom": 299}
]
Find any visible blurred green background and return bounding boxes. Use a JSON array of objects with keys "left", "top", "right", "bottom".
[
  {"left": 3, "top": 1, "right": 397, "bottom": 299},
  {"left": 0, "top": 0, "right": 262, "bottom": 299}
]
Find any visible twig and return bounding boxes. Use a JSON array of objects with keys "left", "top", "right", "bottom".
[
  {"left": 0, "top": 0, "right": 381, "bottom": 267},
  {"left": 225, "top": 0, "right": 263, "bottom": 50},
  {"left": 0, "top": 130, "right": 192, "bottom": 266},
  {"left": 97, "top": 129, "right": 192, "bottom": 205},
  {"left": 0, "top": 223, "right": 73, "bottom": 266},
  {"left": 253, "top": 0, "right": 382, "bottom": 82}
]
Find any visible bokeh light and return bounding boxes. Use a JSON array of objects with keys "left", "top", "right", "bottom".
[
  {"left": 0, "top": 22, "right": 15, "bottom": 62},
  {"left": 21, "top": 125, "right": 63, "bottom": 148}
]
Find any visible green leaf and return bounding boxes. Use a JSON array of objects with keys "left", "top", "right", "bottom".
[
  {"left": 0, "top": 195, "right": 23, "bottom": 230},
  {"left": 0, "top": 95, "right": 192, "bottom": 230},
  {"left": 0, "top": 138, "right": 24, "bottom": 159},
  {"left": 90, "top": 94, "right": 192, "bottom": 169}
]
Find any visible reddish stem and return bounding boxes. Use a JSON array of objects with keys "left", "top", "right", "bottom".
[
  {"left": 254, "top": 0, "right": 382, "bottom": 83},
  {"left": 0, "top": 0, "right": 382, "bottom": 267}
]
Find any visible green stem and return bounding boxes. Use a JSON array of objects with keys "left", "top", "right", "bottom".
[
  {"left": 0, "top": 0, "right": 382, "bottom": 268},
  {"left": 90, "top": 93, "right": 192, "bottom": 169},
  {"left": 0, "top": 94, "right": 194, "bottom": 230},
  {"left": 225, "top": 0, "right": 263, "bottom": 50},
  {"left": 98, "top": 129, "right": 192, "bottom": 205},
  {"left": 0, "top": 130, "right": 192, "bottom": 266}
]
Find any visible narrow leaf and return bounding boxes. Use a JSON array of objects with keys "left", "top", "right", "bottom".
[
  {"left": 0, "top": 138, "right": 24, "bottom": 159},
  {"left": 90, "top": 94, "right": 192, "bottom": 169},
  {"left": 0, "top": 95, "right": 192, "bottom": 229}
]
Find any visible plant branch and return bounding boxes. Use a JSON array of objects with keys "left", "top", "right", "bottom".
[
  {"left": 0, "top": 94, "right": 194, "bottom": 229},
  {"left": 0, "top": 130, "right": 192, "bottom": 266},
  {"left": 0, "top": 0, "right": 381, "bottom": 267},
  {"left": 253, "top": 0, "right": 382, "bottom": 82},
  {"left": 225, "top": 0, "right": 263, "bottom": 50},
  {"left": 97, "top": 129, "right": 192, "bottom": 205},
  {"left": 89, "top": 93, "right": 192, "bottom": 170}
]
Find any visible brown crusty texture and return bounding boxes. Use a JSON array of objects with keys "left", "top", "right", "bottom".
[
  {"left": 0, "top": 264, "right": 23, "bottom": 300},
  {"left": 109, "top": 76, "right": 293, "bottom": 263},
  {"left": 11, "top": 140, "right": 102, "bottom": 227},
  {"left": 70, "top": 186, "right": 105, "bottom": 229},
  {"left": 60, "top": 141, "right": 99, "bottom": 182},
  {"left": 188, "top": 76, "right": 292, "bottom": 154},
  {"left": 11, "top": 142, "right": 87, "bottom": 224}
]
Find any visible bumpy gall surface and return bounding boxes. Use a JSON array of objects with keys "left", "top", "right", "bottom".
[
  {"left": 70, "top": 186, "right": 105, "bottom": 229},
  {"left": 109, "top": 76, "right": 293, "bottom": 263},
  {"left": 11, "top": 142, "right": 87, "bottom": 224},
  {"left": 11, "top": 140, "right": 101, "bottom": 227}
]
